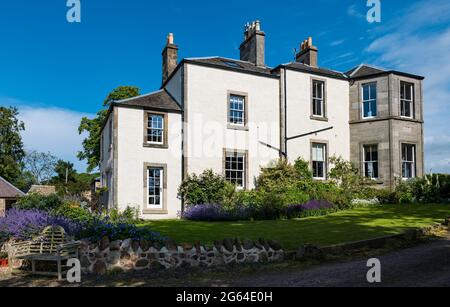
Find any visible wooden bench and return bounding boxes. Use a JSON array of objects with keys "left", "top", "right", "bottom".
[{"left": 8, "top": 226, "right": 81, "bottom": 280}]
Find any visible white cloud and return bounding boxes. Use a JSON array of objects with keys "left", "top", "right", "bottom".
[
  {"left": 347, "top": 4, "right": 365, "bottom": 20},
  {"left": 364, "top": 0, "right": 450, "bottom": 173},
  {"left": 330, "top": 39, "right": 345, "bottom": 47},
  {"left": 1, "top": 101, "right": 95, "bottom": 173}
]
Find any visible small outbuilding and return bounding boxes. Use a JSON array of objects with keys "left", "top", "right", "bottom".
[{"left": 0, "top": 176, "right": 25, "bottom": 217}]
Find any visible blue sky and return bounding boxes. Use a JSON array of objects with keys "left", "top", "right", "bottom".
[{"left": 0, "top": 0, "right": 449, "bottom": 173}]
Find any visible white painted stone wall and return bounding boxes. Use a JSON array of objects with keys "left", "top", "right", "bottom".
[
  {"left": 116, "top": 107, "right": 183, "bottom": 220},
  {"left": 100, "top": 112, "right": 114, "bottom": 207},
  {"left": 284, "top": 69, "right": 350, "bottom": 172},
  {"left": 185, "top": 64, "right": 281, "bottom": 188}
]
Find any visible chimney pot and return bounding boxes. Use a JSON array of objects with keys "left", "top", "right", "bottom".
[{"left": 167, "top": 33, "right": 174, "bottom": 45}]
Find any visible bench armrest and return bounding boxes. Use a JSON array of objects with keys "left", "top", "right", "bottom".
[{"left": 57, "top": 241, "right": 81, "bottom": 255}]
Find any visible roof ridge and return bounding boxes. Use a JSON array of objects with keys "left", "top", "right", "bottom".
[{"left": 113, "top": 89, "right": 164, "bottom": 104}]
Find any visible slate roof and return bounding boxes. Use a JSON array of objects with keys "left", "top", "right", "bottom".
[
  {"left": 113, "top": 89, "right": 181, "bottom": 113},
  {"left": 184, "top": 57, "right": 276, "bottom": 77},
  {"left": 280, "top": 62, "right": 349, "bottom": 80},
  {"left": 345, "top": 64, "right": 386, "bottom": 78},
  {"left": 345, "top": 64, "right": 425, "bottom": 80},
  {"left": 0, "top": 176, "right": 25, "bottom": 198}
]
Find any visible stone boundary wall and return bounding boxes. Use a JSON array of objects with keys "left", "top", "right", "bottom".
[{"left": 80, "top": 237, "right": 284, "bottom": 274}]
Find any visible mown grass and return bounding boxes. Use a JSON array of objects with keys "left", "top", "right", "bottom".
[{"left": 138, "top": 204, "right": 450, "bottom": 250}]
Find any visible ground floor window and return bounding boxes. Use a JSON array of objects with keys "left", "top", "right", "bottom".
[
  {"left": 363, "top": 145, "right": 379, "bottom": 179},
  {"left": 312, "top": 143, "right": 327, "bottom": 180},
  {"left": 148, "top": 167, "right": 164, "bottom": 208},
  {"left": 402, "top": 144, "right": 416, "bottom": 179},
  {"left": 225, "top": 151, "right": 246, "bottom": 189}
]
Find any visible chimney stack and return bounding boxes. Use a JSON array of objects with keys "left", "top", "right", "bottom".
[
  {"left": 239, "top": 20, "right": 265, "bottom": 67},
  {"left": 162, "top": 33, "right": 178, "bottom": 85},
  {"left": 295, "top": 37, "right": 318, "bottom": 67}
]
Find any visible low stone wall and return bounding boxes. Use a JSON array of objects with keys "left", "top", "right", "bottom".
[{"left": 80, "top": 237, "right": 284, "bottom": 274}]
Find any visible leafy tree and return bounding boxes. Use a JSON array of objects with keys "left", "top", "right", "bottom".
[
  {"left": 0, "top": 107, "right": 25, "bottom": 184},
  {"left": 23, "top": 151, "right": 58, "bottom": 185},
  {"left": 54, "top": 160, "right": 77, "bottom": 184},
  {"left": 78, "top": 86, "right": 140, "bottom": 172}
]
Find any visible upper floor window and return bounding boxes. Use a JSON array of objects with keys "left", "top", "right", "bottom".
[
  {"left": 145, "top": 112, "right": 168, "bottom": 148},
  {"left": 225, "top": 151, "right": 247, "bottom": 189},
  {"left": 312, "top": 80, "right": 325, "bottom": 118},
  {"left": 402, "top": 144, "right": 416, "bottom": 179},
  {"left": 312, "top": 143, "right": 327, "bottom": 180},
  {"left": 228, "top": 94, "right": 246, "bottom": 126},
  {"left": 400, "top": 82, "right": 414, "bottom": 118},
  {"left": 362, "top": 83, "right": 377, "bottom": 118},
  {"left": 363, "top": 145, "right": 379, "bottom": 179}
]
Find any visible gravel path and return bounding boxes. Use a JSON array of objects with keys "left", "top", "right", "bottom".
[{"left": 233, "top": 233, "right": 450, "bottom": 287}]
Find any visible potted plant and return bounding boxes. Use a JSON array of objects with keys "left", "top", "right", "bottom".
[{"left": 0, "top": 252, "right": 8, "bottom": 268}]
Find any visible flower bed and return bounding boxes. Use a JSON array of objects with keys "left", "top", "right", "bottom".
[
  {"left": 181, "top": 200, "right": 337, "bottom": 222},
  {"left": 0, "top": 208, "right": 164, "bottom": 246}
]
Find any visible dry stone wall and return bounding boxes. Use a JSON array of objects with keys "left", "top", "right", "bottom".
[{"left": 79, "top": 236, "right": 284, "bottom": 274}]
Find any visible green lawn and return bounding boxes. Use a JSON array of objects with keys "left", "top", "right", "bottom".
[{"left": 138, "top": 204, "right": 450, "bottom": 250}]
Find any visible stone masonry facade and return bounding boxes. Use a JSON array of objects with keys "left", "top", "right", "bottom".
[{"left": 349, "top": 73, "right": 424, "bottom": 189}]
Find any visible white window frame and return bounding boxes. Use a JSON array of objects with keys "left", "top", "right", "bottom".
[
  {"left": 312, "top": 143, "right": 327, "bottom": 180},
  {"left": 362, "top": 83, "right": 377, "bottom": 119},
  {"left": 312, "top": 80, "right": 325, "bottom": 118},
  {"left": 400, "top": 82, "right": 414, "bottom": 119},
  {"left": 228, "top": 94, "right": 246, "bottom": 126},
  {"left": 402, "top": 144, "right": 416, "bottom": 179},
  {"left": 363, "top": 145, "right": 379, "bottom": 180},
  {"left": 147, "top": 167, "right": 164, "bottom": 209},
  {"left": 225, "top": 152, "right": 246, "bottom": 189},
  {"left": 147, "top": 114, "right": 165, "bottom": 145}
]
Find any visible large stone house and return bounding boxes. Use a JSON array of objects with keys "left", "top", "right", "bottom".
[{"left": 100, "top": 21, "right": 425, "bottom": 220}]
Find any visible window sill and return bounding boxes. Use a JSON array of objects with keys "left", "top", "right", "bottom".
[
  {"left": 143, "top": 143, "right": 169, "bottom": 149},
  {"left": 227, "top": 124, "right": 249, "bottom": 131},
  {"left": 310, "top": 116, "right": 328, "bottom": 122},
  {"left": 143, "top": 209, "right": 168, "bottom": 215},
  {"left": 362, "top": 116, "right": 377, "bottom": 120}
]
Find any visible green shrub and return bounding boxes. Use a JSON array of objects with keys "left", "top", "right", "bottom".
[
  {"left": 178, "top": 170, "right": 235, "bottom": 206},
  {"left": 14, "top": 193, "right": 63, "bottom": 212},
  {"left": 294, "top": 158, "right": 313, "bottom": 180},
  {"left": 105, "top": 206, "right": 139, "bottom": 224},
  {"left": 282, "top": 186, "right": 311, "bottom": 205},
  {"left": 371, "top": 188, "right": 396, "bottom": 204},
  {"left": 329, "top": 156, "right": 375, "bottom": 200},
  {"left": 252, "top": 191, "right": 286, "bottom": 220},
  {"left": 256, "top": 159, "right": 300, "bottom": 192},
  {"left": 52, "top": 204, "right": 93, "bottom": 224}
]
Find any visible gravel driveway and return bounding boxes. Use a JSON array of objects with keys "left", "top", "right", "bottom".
[{"left": 233, "top": 233, "right": 450, "bottom": 287}]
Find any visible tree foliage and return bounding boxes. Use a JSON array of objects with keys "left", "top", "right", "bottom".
[
  {"left": 0, "top": 107, "right": 25, "bottom": 184},
  {"left": 54, "top": 160, "right": 77, "bottom": 184},
  {"left": 23, "top": 151, "right": 58, "bottom": 185},
  {"left": 77, "top": 86, "right": 140, "bottom": 172}
]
